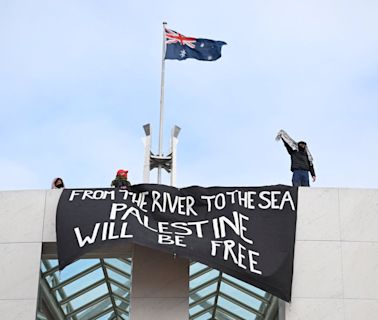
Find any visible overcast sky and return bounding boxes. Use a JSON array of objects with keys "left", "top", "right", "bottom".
[{"left": 1, "top": 0, "right": 377, "bottom": 190}]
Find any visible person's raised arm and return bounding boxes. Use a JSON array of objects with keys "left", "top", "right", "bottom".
[
  {"left": 283, "top": 139, "right": 295, "bottom": 155},
  {"left": 276, "top": 129, "right": 296, "bottom": 155}
]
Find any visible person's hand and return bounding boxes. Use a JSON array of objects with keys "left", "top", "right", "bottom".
[
  {"left": 275, "top": 130, "right": 283, "bottom": 141},
  {"left": 312, "top": 176, "right": 316, "bottom": 182}
]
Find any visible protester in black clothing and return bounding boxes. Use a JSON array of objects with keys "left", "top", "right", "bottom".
[
  {"left": 111, "top": 169, "right": 131, "bottom": 189},
  {"left": 276, "top": 130, "right": 316, "bottom": 187}
]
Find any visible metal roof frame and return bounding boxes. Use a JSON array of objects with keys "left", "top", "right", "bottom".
[{"left": 38, "top": 259, "right": 278, "bottom": 320}]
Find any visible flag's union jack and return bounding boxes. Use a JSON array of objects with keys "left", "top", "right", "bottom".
[
  {"left": 164, "top": 26, "right": 226, "bottom": 61},
  {"left": 165, "top": 28, "right": 196, "bottom": 49}
]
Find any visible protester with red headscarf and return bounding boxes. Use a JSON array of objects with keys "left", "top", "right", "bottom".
[{"left": 111, "top": 169, "right": 131, "bottom": 189}]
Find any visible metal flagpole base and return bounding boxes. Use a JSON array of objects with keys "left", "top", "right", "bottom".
[
  {"left": 130, "top": 124, "right": 189, "bottom": 320},
  {"left": 143, "top": 123, "right": 181, "bottom": 185}
]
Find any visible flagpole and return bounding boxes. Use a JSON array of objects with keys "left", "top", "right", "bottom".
[{"left": 158, "top": 22, "right": 167, "bottom": 184}]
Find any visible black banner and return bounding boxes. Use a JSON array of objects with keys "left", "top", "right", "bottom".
[{"left": 56, "top": 184, "right": 297, "bottom": 301}]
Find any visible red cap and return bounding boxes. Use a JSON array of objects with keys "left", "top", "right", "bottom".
[{"left": 117, "top": 169, "right": 128, "bottom": 178}]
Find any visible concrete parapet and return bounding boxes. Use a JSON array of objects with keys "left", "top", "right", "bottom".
[{"left": 0, "top": 187, "right": 377, "bottom": 319}]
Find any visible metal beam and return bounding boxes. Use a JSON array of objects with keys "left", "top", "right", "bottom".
[
  {"left": 263, "top": 297, "right": 279, "bottom": 320},
  {"left": 100, "top": 258, "right": 120, "bottom": 319},
  {"left": 39, "top": 277, "right": 65, "bottom": 320}
]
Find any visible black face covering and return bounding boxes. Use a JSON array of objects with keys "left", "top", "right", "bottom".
[
  {"left": 56, "top": 183, "right": 64, "bottom": 189},
  {"left": 298, "top": 145, "right": 306, "bottom": 151}
]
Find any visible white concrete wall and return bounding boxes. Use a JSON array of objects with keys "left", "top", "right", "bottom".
[
  {"left": 286, "top": 188, "right": 378, "bottom": 320},
  {"left": 1, "top": 188, "right": 377, "bottom": 319},
  {"left": 0, "top": 190, "right": 53, "bottom": 320}
]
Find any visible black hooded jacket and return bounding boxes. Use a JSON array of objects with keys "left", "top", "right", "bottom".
[
  {"left": 111, "top": 177, "right": 131, "bottom": 188},
  {"left": 283, "top": 141, "right": 316, "bottom": 177}
]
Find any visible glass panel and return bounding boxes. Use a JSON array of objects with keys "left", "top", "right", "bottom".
[
  {"left": 74, "top": 297, "right": 112, "bottom": 320},
  {"left": 220, "top": 282, "right": 263, "bottom": 311},
  {"left": 117, "top": 308, "right": 129, "bottom": 319},
  {"left": 39, "top": 258, "right": 131, "bottom": 320},
  {"left": 190, "top": 269, "right": 219, "bottom": 289},
  {"left": 222, "top": 274, "right": 266, "bottom": 298},
  {"left": 189, "top": 297, "right": 215, "bottom": 316},
  {"left": 189, "top": 263, "right": 276, "bottom": 320},
  {"left": 107, "top": 269, "right": 129, "bottom": 285},
  {"left": 216, "top": 308, "right": 257, "bottom": 320},
  {"left": 115, "top": 298, "right": 128, "bottom": 307},
  {"left": 190, "top": 262, "right": 208, "bottom": 276},
  {"left": 217, "top": 296, "right": 257, "bottom": 320},
  {"left": 55, "top": 268, "right": 104, "bottom": 300},
  {"left": 189, "top": 283, "right": 217, "bottom": 304},
  {"left": 44, "top": 259, "right": 59, "bottom": 268},
  {"left": 110, "top": 284, "right": 129, "bottom": 298},
  {"left": 40, "top": 262, "right": 48, "bottom": 273},
  {"left": 192, "top": 313, "right": 212, "bottom": 320},
  {"left": 105, "top": 258, "right": 131, "bottom": 274},
  {"left": 62, "top": 284, "right": 109, "bottom": 311},
  {"left": 93, "top": 310, "right": 114, "bottom": 320},
  {"left": 44, "top": 260, "right": 99, "bottom": 282}
]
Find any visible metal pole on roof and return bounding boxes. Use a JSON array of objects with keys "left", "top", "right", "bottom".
[{"left": 157, "top": 21, "right": 168, "bottom": 184}]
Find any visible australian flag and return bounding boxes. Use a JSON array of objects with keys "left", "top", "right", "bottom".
[{"left": 165, "top": 27, "right": 226, "bottom": 61}]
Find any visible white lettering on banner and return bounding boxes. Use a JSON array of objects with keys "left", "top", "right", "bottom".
[
  {"left": 119, "top": 190, "right": 148, "bottom": 211},
  {"left": 158, "top": 222, "right": 172, "bottom": 234},
  {"left": 120, "top": 223, "right": 133, "bottom": 239},
  {"left": 109, "top": 203, "right": 143, "bottom": 223},
  {"left": 74, "top": 222, "right": 133, "bottom": 248},
  {"left": 158, "top": 234, "right": 187, "bottom": 247},
  {"left": 170, "top": 222, "right": 192, "bottom": 235},
  {"left": 108, "top": 222, "right": 119, "bottom": 240},
  {"left": 72, "top": 191, "right": 295, "bottom": 253},
  {"left": 212, "top": 211, "right": 253, "bottom": 244},
  {"left": 73, "top": 205, "right": 211, "bottom": 249},
  {"left": 67, "top": 187, "right": 296, "bottom": 281},
  {"left": 109, "top": 203, "right": 127, "bottom": 219},
  {"left": 215, "top": 193, "right": 226, "bottom": 210},
  {"left": 68, "top": 189, "right": 149, "bottom": 211},
  {"left": 258, "top": 191, "right": 295, "bottom": 210},
  {"left": 151, "top": 191, "right": 198, "bottom": 215},
  {"left": 102, "top": 222, "right": 109, "bottom": 240},
  {"left": 211, "top": 240, "right": 262, "bottom": 275},
  {"left": 59, "top": 186, "right": 298, "bottom": 303},
  {"left": 248, "top": 250, "right": 263, "bottom": 275},
  {"left": 68, "top": 189, "right": 295, "bottom": 214},
  {"left": 188, "top": 220, "right": 209, "bottom": 238},
  {"left": 74, "top": 224, "right": 101, "bottom": 247},
  {"left": 69, "top": 190, "right": 116, "bottom": 201},
  {"left": 238, "top": 191, "right": 257, "bottom": 209},
  {"left": 202, "top": 190, "right": 295, "bottom": 212}
]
